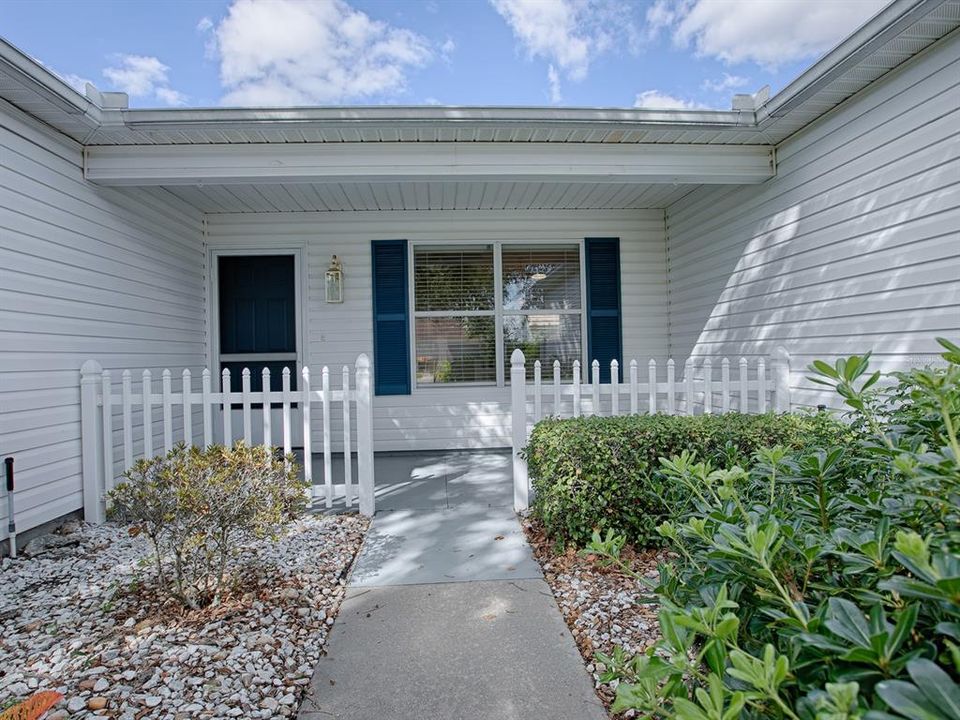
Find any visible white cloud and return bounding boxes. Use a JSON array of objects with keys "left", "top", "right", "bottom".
[
  {"left": 196, "top": 16, "right": 214, "bottom": 33},
  {"left": 103, "top": 55, "right": 168, "bottom": 95},
  {"left": 102, "top": 54, "right": 187, "bottom": 105},
  {"left": 491, "top": 0, "right": 591, "bottom": 80},
  {"left": 208, "top": 0, "right": 435, "bottom": 106},
  {"left": 648, "top": 0, "right": 889, "bottom": 69},
  {"left": 491, "top": 0, "right": 636, "bottom": 99},
  {"left": 155, "top": 87, "right": 188, "bottom": 106},
  {"left": 634, "top": 89, "right": 707, "bottom": 110},
  {"left": 702, "top": 72, "right": 748, "bottom": 92},
  {"left": 547, "top": 64, "right": 562, "bottom": 103},
  {"left": 441, "top": 36, "right": 456, "bottom": 62}
]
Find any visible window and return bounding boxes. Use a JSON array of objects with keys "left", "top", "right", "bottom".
[
  {"left": 414, "top": 246, "right": 496, "bottom": 385},
  {"left": 217, "top": 254, "right": 297, "bottom": 395},
  {"left": 502, "top": 246, "right": 582, "bottom": 381},
  {"left": 412, "top": 244, "right": 582, "bottom": 386}
]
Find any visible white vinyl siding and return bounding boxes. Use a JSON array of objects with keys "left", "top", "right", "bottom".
[
  {"left": 664, "top": 29, "right": 960, "bottom": 411},
  {"left": 0, "top": 99, "right": 206, "bottom": 535},
  {"left": 205, "top": 209, "right": 668, "bottom": 451}
]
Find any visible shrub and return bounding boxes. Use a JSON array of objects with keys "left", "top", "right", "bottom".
[
  {"left": 109, "top": 443, "right": 307, "bottom": 608},
  {"left": 526, "top": 411, "right": 844, "bottom": 547},
  {"left": 584, "top": 338, "right": 960, "bottom": 718}
]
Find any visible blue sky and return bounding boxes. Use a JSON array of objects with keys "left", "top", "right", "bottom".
[{"left": 2, "top": 0, "right": 889, "bottom": 109}]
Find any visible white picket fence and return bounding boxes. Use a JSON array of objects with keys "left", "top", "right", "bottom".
[
  {"left": 79, "top": 354, "right": 375, "bottom": 525},
  {"left": 509, "top": 347, "right": 792, "bottom": 511}
]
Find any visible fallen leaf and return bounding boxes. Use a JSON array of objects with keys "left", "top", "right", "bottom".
[{"left": 0, "top": 690, "right": 64, "bottom": 720}]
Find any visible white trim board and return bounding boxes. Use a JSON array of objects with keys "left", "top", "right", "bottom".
[{"left": 84, "top": 142, "right": 776, "bottom": 186}]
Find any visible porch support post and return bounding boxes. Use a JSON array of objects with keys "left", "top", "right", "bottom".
[
  {"left": 511, "top": 349, "right": 529, "bottom": 513},
  {"left": 355, "top": 354, "right": 375, "bottom": 518},
  {"left": 774, "top": 346, "right": 792, "bottom": 413},
  {"left": 80, "top": 360, "right": 105, "bottom": 524}
]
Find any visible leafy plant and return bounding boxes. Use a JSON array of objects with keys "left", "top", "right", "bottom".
[
  {"left": 578, "top": 338, "right": 960, "bottom": 719},
  {"left": 875, "top": 659, "right": 960, "bottom": 720},
  {"left": 108, "top": 442, "right": 307, "bottom": 608}
]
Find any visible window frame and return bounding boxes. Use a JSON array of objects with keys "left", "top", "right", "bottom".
[
  {"left": 408, "top": 239, "right": 588, "bottom": 391},
  {"left": 209, "top": 248, "right": 305, "bottom": 389}
]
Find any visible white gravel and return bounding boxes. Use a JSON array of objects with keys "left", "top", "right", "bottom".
[
  {"left": 0, "top": 514, "right": 368, "bottom": 719},
  {"left": 524, "top": 520, "right": 665, "bottom": 713}
]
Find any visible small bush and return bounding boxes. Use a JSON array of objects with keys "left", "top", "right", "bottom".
[
  {"left": 109, "top": 443, "right": 307, "bottom": 608},
  {"left": 526, "top": 411, "right": 844, "bottom": 547}
]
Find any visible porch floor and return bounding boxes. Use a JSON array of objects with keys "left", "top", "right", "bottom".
[{"left": 298, "top": 450, "right": 607, "bottom": 720}]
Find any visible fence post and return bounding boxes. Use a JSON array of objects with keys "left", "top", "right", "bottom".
[
  {"left": 774, "top": 346, "right": 792, "bottom": 413},
  {"left": 511, "top": 349, "right": 529, "bottom": 513},
  {"left": 80, "top": 360, "right": 105, "bottom": 524},
  {"left": 355, "top": 354, "right": 375, "bottom": 518}
]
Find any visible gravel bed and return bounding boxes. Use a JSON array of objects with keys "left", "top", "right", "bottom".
[
  {"left": 523, "top": 519, "right": 666, "bottom": 712},
  {"left": 0, "top": 514, "right": 368, "bottom": 719}
]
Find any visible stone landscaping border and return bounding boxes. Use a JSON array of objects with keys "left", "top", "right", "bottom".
[
  {"left": 522, "top": 518, "right": 664, "bottom": 715},
  {"left": 0, "top": 514, "right": 368, "bottom": 719}
]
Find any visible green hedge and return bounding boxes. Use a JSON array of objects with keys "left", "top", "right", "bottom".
[{"left": 526, "top": 412, "right": 843, "bottom": 547}]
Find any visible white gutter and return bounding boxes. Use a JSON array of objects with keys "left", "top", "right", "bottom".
[
  {"left": 0, "top": 38, "right": 102, "bottom": 131},
  {"left": 113, "top": 105, "right": 759, "bottom": 138},
  {"left": 757, "top": 0, "right": 946, "bottom": 122}
]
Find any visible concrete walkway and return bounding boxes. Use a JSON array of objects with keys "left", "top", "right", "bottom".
[{"left": 299, "top": 450, "right": 608, "bottom": 720}]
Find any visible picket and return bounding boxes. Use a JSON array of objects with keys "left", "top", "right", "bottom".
[
  {"left": 262, "top": 368, "right": 272, "bottom": 449},
  {"left": 281, "top": 367, "right": 292, "bottom": 461},
  {"left": 321, "top": 366, "right": 332, "bottom": 509},
  {"left": 241, "top": 369, "right": 252, "bottom": 445},
  {"left": 552, "top": 361, "right": 561, "bottom": 417},
  {"left": 183, "top": 369, "right": 193, "bottom": 447},
  {"left": 221, "top": 369, "right": 232, "bottom": 444},
  {"left": 202, "top": 369, "right": 212, "bottom": 448},
  {"left": 101, "top": 370, "right": 113, "bottom": 495},
  {"left": 509, "top": 348, "right": 792, "bottom": 511},
  {"left": 341, "top": 365, "right": 353, "bottom": 508},
  {"left": 739, "top": 358, "right": 749, "bottom": 412},
  {"left": 591, "top": 360, "right": 600, "bottom": 416},
  {"left": 647, "top": 359, "right": 656, "bottom": 414},
  {"left": 758, "top": 358, "right": 768, "bottom": 413},
  {"left": 611, "top": 361, "right": 620, "bottom": 416},
  {"left": 721, "top": 359, "right": 731, "bottom": 414},
  {"left": 703, "top": 359, "right": 713, "bottom": 415},
  {"left": 143, "top": 370, "right": 153, "bottom": 459},
  {"left": 533, "top": 361, "right": 542, "bottom": 422},
  {"left": 122, "top": 370, "right": 133, "bottom": 470},
  {"left": 162, "top": 369, "right": 173, "bottom": 453},
  {"left": 301, "top": 367, "right": 312, "bottom": 492},
  {"left": 667, "top": 359, "right": 675, "bottom": 414},
  {"left": 79, "top": 356, "right": 376, "bottom": 524}
]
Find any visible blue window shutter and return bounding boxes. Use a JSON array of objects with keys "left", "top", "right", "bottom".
[
  {"left": 371, "top": 240, "right": 411, "bottom": 395},
  {"left": 585, "top": 237, "right": 622, "bottom": 383}
]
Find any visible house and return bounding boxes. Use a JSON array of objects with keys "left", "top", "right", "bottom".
[{"left": 2, "top": 0, "right": 959, "bottom": 540}]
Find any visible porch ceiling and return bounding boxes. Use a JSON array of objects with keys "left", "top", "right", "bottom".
[{"left": 144, "top": 180, "right": 702, "bottom": 213}]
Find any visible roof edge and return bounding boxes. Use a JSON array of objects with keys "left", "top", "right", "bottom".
[
  {"left": 0, "top": 38, "right": 101, "bottom": 129},
  {"left": 757, "top": 0, "right": 946, "bottom": 123},
  {"left": 0, "top": 0, "right": 954, "bottom": 145}
]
